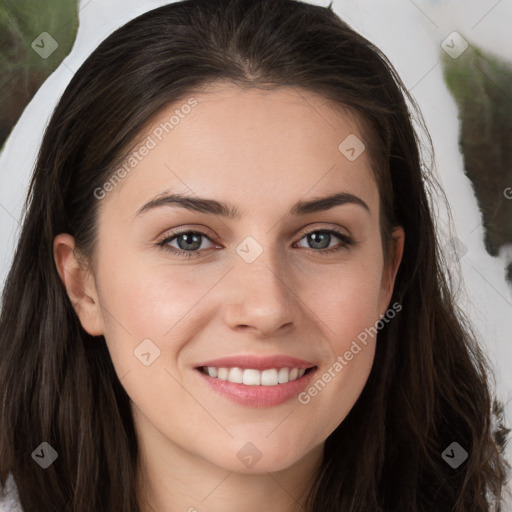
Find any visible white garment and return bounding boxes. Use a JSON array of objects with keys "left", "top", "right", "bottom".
[{"left": 0, "top": 473, "right": 22, "bottom": 512}]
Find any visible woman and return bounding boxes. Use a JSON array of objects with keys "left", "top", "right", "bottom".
[{"left": 0, "top": 0, "right": 509, "bottom": 510}]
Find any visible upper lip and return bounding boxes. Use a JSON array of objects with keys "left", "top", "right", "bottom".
[{"left": 195, "top": 354, "right": 316, "bottom": 371}]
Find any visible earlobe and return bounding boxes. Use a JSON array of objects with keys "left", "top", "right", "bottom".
[{"left": 53, "top": 233, "right": 105, "bottom": 336}]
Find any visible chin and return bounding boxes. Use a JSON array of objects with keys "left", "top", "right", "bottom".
[{"left": 207, "top": 437, "right": 313, "bottom": 474}]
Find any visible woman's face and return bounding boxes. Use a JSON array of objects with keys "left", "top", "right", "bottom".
[{"left": 56, "top": 83, "right": 403, "bottom": 474}]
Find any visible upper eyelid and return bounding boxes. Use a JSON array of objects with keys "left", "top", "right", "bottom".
[{"left": 296, "top": 225, "right": 350, "bottom": 239}]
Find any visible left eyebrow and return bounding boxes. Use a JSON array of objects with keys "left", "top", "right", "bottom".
[{"left": 134, "top": 191, "right": 371, "bottom": 219}]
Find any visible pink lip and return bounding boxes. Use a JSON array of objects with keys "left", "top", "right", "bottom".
[
  {"left": 194, "top": 354, "right": 315, "bottom": 371},
  {"left": 196, "top": 367, "right": 318, "bottom": 407}
]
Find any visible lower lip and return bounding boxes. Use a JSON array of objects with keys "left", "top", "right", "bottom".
[{"left": 195, "top": 367, "right": 318, "bottom": 407}]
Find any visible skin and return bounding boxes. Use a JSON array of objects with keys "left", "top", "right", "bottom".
[{"left": 54, "top": 83, "right": 404, "bottom": 512}]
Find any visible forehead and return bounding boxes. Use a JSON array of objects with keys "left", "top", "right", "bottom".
[{"left": 101, "top": 83, "right": 379, "bottom": 218}]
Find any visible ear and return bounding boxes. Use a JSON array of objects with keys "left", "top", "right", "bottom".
[
  {"left": 378, "top": 226, "right": 404, "bottom": 314},
  {"left": 53, "top": 233, "right": 105, "bottom": 336}
]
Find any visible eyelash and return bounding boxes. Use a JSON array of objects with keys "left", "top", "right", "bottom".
[{"left": 156, "top": 227, "right": 356, "bottom": 259}]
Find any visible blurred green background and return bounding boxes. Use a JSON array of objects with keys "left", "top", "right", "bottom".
[
  {"left": 0, "top": 0, "right": 79, "bottom": 148},
  {"left": 441, "top": 41, "right": 512, "bottom": 282}
]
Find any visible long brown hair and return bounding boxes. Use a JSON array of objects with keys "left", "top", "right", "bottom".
[{"left": 0, "top": 0, "right": 509, "bottom": 510}]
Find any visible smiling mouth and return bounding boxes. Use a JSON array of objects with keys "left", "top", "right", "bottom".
[{"left": 197, "top": 366, "right": 317, "bottom": 386}]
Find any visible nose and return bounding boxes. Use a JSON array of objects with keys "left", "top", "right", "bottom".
[{"left": 222, "top": 244, "right": 299, "bottom": 338}]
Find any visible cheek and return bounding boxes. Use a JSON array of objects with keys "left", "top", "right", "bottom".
[
  {"left": 97, "top": 255, "right": 216, "bottom": 338},
  {"left": 296, "top": 257, "right": 383, "bottom": 408},
  {"left": 300, "top": 259, "right": 385, "bottom": 345},
  {"left": 93, "top": 253, "right": 211, "bottom": 381},
  {"left": 295, "top": 266, "right": 382, "bottom": 434},
  {"left": 94, "top": 260, "right": 211, "bottom": 432}
]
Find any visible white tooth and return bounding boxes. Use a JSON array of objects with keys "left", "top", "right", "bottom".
[
  {"left": 208, "top": 366, "right": 306, "bottom": 385},
  {"left": 261, "top": 369, "right": 279, "bottom": 386},
  {"left": 243, "top": 369, "right": 261, "bottom": 386},
  {"left": 289, "top": 368, "right": 299, "bottom": 381},
  {"left": 278, "top": 368, "right": 289, "bottom": 384},
  {"left": 228, "top": 367, "right": 244, "bottom": 384},
  {"left": 217, "top": 367, "right": 229, "bottom": 380}
]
